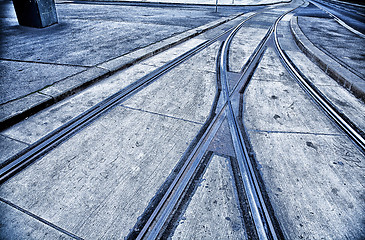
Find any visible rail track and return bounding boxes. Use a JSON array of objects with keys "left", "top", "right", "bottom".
[
  {"left": 0, "top": 10, "right": 262, "bottom": 183},
  {"left": 1, "top": 1, "right": 364, "bottom": 239},
  {"left": 274, "top": 8, "right": 365, "bottom": 152},
  {"left": 310, "top": 0, "right": 365, "bottom": 37},
  {"left": 130, "top": 5, "right": 306, "bottom": 240}
]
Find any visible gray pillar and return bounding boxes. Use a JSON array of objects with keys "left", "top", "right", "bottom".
[{"left": 12, "top": 0, "right": 58, "bottom": 28}]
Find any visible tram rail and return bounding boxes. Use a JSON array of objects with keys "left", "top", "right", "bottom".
[{"left": 274, "top": 7, "right": 365, "bottom": 152}]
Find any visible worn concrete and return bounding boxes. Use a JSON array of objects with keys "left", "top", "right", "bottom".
[
  {"left": 0, "top": 135, "right": 28, "bottom": 166},
  {"left": 123, "top": 42, "right": 219, "bottom": 124},
  {"left": 228, "top": 9, "right": 289, "bottom": 73},
  {"left": 0, "top": 106, "right": 202, "bottom": 239},
  {"left": 0, "top": 24, "right": 218, "bottom": 238},
  {"left": 286, "top": 50, "right": 365, "bottom": 134},
  {"left": 0, "top": 60, "right": 86, "bottom": 105},
  {"left": 2, "top": 63, "right": 158, "bottom": 145},
  {"left": 291, "top": 15, "right": 365, "bottom": 101},
  {"left": 0, "top": 0, "right": 248, "bottom": 126},
  {"left": 0, "top": 200, "right": 73, "bottom": 240},
  {"left": 244, "top": 45, "right": 365, "bottom": 239},
  {"left": 277, "top": 11, "right": 365, "bottom": 136},
  {"left": 99, "top": 0, "right": 287, "bottom": 5},
  {"left": 246, "top": 48, "right": 340, "bottom": 135},
  {"left": 172, "top": 155, "right": 246, "bottom": 239},
  {"left": 229, "top": 26, "right": 268, "bottom": 72}
]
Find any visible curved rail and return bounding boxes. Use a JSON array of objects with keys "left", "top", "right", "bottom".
[
  {"left": 0, "top": 23, "right": 244, "bottom": 183},
  {"left": 274, "top": 10, "right": 365, "bottom": 152},
  {"left": 219, "top": 14, "right": 277, "bottom": 240},
  {"left": 310, "top": 0, "right": 365, "bottom": 38}
]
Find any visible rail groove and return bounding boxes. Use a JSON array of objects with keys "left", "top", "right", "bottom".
[
  {"left": 274, "top": 10, "right": 365, "bottom": 152},
  {"left": 133, "top": 5, "right": 305, "bottom": 239}
]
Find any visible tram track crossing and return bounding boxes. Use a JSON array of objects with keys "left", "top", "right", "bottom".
[
  {"left": 133, "top": 2, "right": 364, "bottom": 238},
  {"left": 0, "top": 0, "right": 364, "bottom": 239},
  {"left": 0, "top": 9, "right": 264, "bottom": 183}
]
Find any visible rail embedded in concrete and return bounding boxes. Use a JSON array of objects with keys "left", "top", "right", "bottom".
[
  {"left": 276, "top": 12, "right": 365, "bottom": 152},
  {"left": 290, "top": 16, "right": 365, "bottom": 102},
  {"left": 0, "top": 10, "right": 245, "bottom": 131}
]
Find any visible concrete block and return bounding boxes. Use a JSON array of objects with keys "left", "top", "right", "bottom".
[{"left": 13, "top": 0, "right": 58, "bottom": 28}]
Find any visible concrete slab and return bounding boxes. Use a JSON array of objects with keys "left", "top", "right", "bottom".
[
  {"left": 298, "top": 16, "right": 365, "bottom": 79},
  {"left": 290, "top": 15, "right": 365, "bottom": 101},
  {"left": 285, "top": 50, "right": 340, "bottom": 86},
  {"left": 123, "top": 42, "right": 219, "bottom": 124},
  {"left": 286, "top": 50, "right": 365, "bottom": 134},
  {"left": 251, "top": 47, "right": 289, "bottom": 81},
  {"left": 1, "top": 0, "right": 249, "bottom": 127},
  {"left": 105, "top": 0, "right": 287, "bottom": 6},
  {"left": 0, "top": 93, "right": 53, "bottom": 125},
  {"left": 0, "top": 200, "right": 74, "bottom": 240},
  {"left": 244, "top": 42, "right": 365, "bottom": 239},
  {"left": 246, "top": 131, "right": 365, "bottom": 239},
  {"left": 139, "top": 38, "right": 207, "bottom": 68},
  {"left": 0, "top": 60, "right": 86, "bottom": 104},
  {"left": 172, "top": 155, "right": 246, "bottom": 239},
  {"left": 229, "top": 26, "right": 268, "bottom": 72},
  {"left": 0, "top": 135, "right": 28, "bottom": 166},
  {"left": 1, "top": 5, "right": 191, "bottom": 66},
  {"left": 244, "top": 79, "right": 341, "bottom": 134},
  {"left": 0, "top": 106, "right": 202, "bottom": 239},
  {"left": 245, "top": 47, "right": 340, "bottom": 134},
  {"left": 2, "top": 63, "right": 157, "bottom": 144},
  {"left": 39, "top": 67, "right": 109, "bottom": 100}
]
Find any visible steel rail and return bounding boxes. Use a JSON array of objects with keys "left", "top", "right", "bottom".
[
  {"left": 274, "top": 9, "right": 365, "bottom": 151},
  {"left": 0, "top": 13, "right": 258, "bottom": 183},
  {"left": 219, "top": 4, "right": 305, "bottom": 239},
  {"left": 137, "top": 106, "right": 227, "bottom": 240},
  {"left": 219, "top": 15, "right": 275, "bottom": 240},
  {"left": 134, "top": 11, "right": 267, "bottom": 240},
  {"left": 310, "top": 0, "right": 365, "bottom": 38}
]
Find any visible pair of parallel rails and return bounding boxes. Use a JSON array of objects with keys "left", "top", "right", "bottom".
[{"left": 1, "top": 1, "right": 364, "bottom": 239}]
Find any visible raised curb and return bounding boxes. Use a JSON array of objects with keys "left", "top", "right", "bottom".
[
  {"left": 0, "top": 11, "right": 245, "bottom": 130},
  {"left": 290, "top": 15, "right": 365, "bottom": 102}
]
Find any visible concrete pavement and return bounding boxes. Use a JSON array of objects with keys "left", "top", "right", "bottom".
[
  {"left": 293, "top": 2, "right": 365, "bottom": 101},
  {"left": 1, "top": 0, "right": 364, "bottom": 239},
  {"left": 1, "top": 0, "right": 261, "bottom": 129}
]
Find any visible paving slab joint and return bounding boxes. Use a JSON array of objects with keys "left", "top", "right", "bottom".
[
  {"left": 290, "top": 15, "right": 365, "bottom": 102},
  {"left": 0, "top": 11, "right": 244, "bottom": 130}
]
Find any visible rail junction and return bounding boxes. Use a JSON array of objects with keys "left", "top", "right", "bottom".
[{"left": 0, "top": 0, "right": 364, "bottom": 239}]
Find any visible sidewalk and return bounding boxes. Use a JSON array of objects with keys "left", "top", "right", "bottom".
[
  {"left": 0, "top": 0, "right": 287, "bottom": 130},
  {"left": 0, "top": 1, "right": 242, "bottom": 129},
  {"left": 291, "top": 3, "right": 365, "bottom": 101}
]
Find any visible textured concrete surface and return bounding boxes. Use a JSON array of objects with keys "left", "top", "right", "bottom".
[
  {"left": 0, "top": 134, "right": 28, "bottom": 166},
  {"left": 0, "top": 30, "right": 218, "bottom": 238},
  {"left": 0, "top": 106, "right": 203, "bottom": 239},
  {"left": 278, "top": 11, "right": 365, "bottom": 137},
  {"left": 291, "top": 14, "right": 365, "bottom": 101},
  {"left": 172, "top": 155, "right": 246, "bottom": 239},
  {"left": 244, "top": 46, "right": 365, "bottom": 239},
  {"left": 296, "top": 4, "right": 365, "bottom": 79},
  {"left": 0, "top": 60, "right": 86, "bottom": 105},
  {"left": 85, "top": 0, "right": 287, "bottom": 5},
  {"left": 0, "top": 201, "right": 73, "bottom": 240},
  {"left": 1, "top": 0, "right": 250, "bottom": 125}
]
